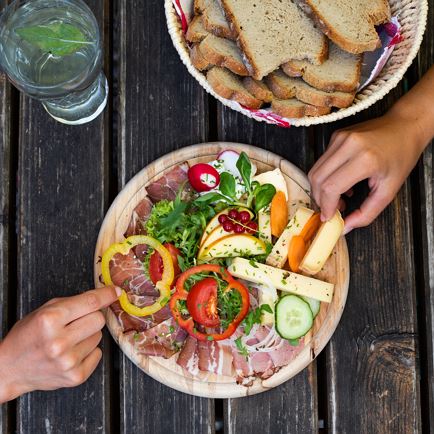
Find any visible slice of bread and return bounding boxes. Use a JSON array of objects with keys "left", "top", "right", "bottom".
[
  {"left": 220, "top": 0, "right": 327, "bottom": 80},
  {"left": 242, "top": 77, "right": 274, "bottom": 103},
  {"left": 266, "top": 70, "right": 355, "bottom": 108},
  {"left": 282, "top": 43, "right": 362, "bottom": 92},
  {"left": 190, "top": 44, "right": 213, "bottom": 71},
  {"left": 186, "top": 15, "right": 209, "bottom": 43},
  {"left": 272, "top": 98, "right": 331, "bottom": 118},
  {"left": 194, "top": 0, "right": 237, "bottom": 40},
  {"left": 207, "top": 67, "right": 263, "bottom": 109},
  {"left": 296, "top": 0, "right": 391, "bottom": 53}
]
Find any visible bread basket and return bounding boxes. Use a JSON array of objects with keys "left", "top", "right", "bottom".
[{"left": 165, "top": 0, "right": 428, "bottom": 127}]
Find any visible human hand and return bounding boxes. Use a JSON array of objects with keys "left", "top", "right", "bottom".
[
  {"left": 308, "top": 111, "right": 427, "bottom": 233},
  {"left": 0, "top": 286, "right": 120, "bottom": 403}
]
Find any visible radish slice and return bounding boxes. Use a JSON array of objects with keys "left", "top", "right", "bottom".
[
  {"left": 188, "top": 163, "right": 220, "bottom": 192},
  {"left": 217, "top": 149, "right": 257, "bottom": 180}
]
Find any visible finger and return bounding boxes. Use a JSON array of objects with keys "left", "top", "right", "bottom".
[
  {"left": 344, "top": 188, "right": 354, "bottom": 198},
  {"left": 65, "top": 311, "right": 106, "bottom": 345},
  {"left": 73, "top": 332, "right": 103, "bottom": 364},
  {"left": 338, "top": 198, "right": 346, "bottom": 212},
  {"left": 59, "top": 286, "right": 121, "bottom": 324},
  {"left": 343, "top": 188, "right": 394, "bottom": 233},
  {"left": 318, "top": 161, "right": 372, "bottom": 221},
  {"left": 67, "top": 348, "right": 102, "bottom": 387}
]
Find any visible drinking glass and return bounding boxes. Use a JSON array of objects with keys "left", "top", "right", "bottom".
[{"left": 0, "top": 0, "right": 108, "bottom": 125}]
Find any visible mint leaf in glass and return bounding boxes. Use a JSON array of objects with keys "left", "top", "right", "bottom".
[{"left": 16, "top": 23, "right": 90, "bottom": 56}]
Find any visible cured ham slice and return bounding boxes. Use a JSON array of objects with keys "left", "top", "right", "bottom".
[
  {"left": 110, "top": 251, "right": 157, "bottom": 296},
  {"left": 145, "top": 163, "right": 190, "bottom": 203},
  {"left": 109, "top": 301, "right": 155, "bottom": 333},
  {"left": 197, "top": 340, "right": 233, "bottom": 376},
  {"left": 130, "top": 318, "right": 188, "bottom": 359},
  {"left": 177, "top": 336, "right": 199, "bottom": 376},
  {"left": 125, "top": 196, "right": 153, "bottom": 237}
]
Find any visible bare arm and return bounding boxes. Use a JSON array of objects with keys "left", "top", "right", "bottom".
[{"left": 309, "top": 66, "right": 434, "bottom": 233}]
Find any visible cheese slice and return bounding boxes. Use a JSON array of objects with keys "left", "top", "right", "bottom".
[
  {"left": 258, "top": 207, "right": 272, "bottom": 244},
  {"left": 228, "top": 258, "right": 334, "bottom": 302},
  {"left": 257, "top": 284, "right": 278, "bottom": 326},
  {"left": 253, "top": 168, "right": 288, "bottom": 199},
  {"left": 300, "top": 210, "right": 344, "bottom": 275},
  {"left": 266, "top": 207, "right": 314, "bottom": 268}
]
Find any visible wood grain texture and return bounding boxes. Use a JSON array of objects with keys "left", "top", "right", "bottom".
[
  {"left": 114, "top": 1, "right": 212, "bottom": 432},
  {"left": 216, "top": 112, "right": 319, "bottom": 432},
  {"left": 0, "top": 49, "right": 11, "bottom": 433},
  {"left": 415, "top": 1, "right": 434, "bottom": 427},
  {"left": 315, "top": 87, "right": 422, "bottom": 433},
  {"left": 15, "top": 1, "right": 110, "bottom": 432}
]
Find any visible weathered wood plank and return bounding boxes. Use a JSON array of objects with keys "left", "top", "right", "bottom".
[
  {"left": 316, "top": 86, "right": 422, "bottom": 432},
  {"left": 415, "top": 2, "right": 434, "bottom": 427},
  {"left": 0, "top": 39, "right": 12, "bottom": 432},
  {"left": 15, "top": 1, "right": 111, "bottom": 432},
  {"left": 115, "top": 1, "right": 214, "bottom": 433},
  {"left": 217, "top": 107, "right": 318, "bottom": 433}
]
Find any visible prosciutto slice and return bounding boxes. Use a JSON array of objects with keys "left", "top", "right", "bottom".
[
  {"left": 125, "top": 196, "right": 153, "bottom": 237},
  {"left": 109, "top": 251, "right": 157, "bottom": 296},
  {"left": 109, "top": 301, "right": 155, "bottom": 333},
  {"left": 177, "top": 336, "right": 199, "bottom": 376},
  {"left": 145, "top": 163, "right": 190, "bottom": 203},
  {"left": 130, "top": 317, "right": 188, "bottom": 359},
  {"left": 197, "top": 340, "right": 233, "bottom": 376}
]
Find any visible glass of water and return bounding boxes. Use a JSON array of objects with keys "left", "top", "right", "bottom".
[{"left": 0, "top": 0, "right": 108, "bottom": 125}]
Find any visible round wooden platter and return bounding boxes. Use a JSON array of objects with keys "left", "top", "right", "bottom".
[{"left": 94, "top": 142, "right": 350, "bottom": 398}]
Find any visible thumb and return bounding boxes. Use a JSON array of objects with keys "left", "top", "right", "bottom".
[{"left": 344, "top": 188, "right": 394, "bottom": 234}]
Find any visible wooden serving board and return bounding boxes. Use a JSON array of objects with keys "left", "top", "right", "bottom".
[{"left": 94, "top": 142, "right": 350, "bottom": 398}]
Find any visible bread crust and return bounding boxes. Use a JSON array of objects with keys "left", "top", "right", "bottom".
[
  {"left": 207, "top": 68, "right": 263, "bottom": 109},
  {"left": 202, "top": 14, "right": 237, "bottom": 40},
  {"left": 296, "top": 0, "right": 390, "bottom": 54},
  {"left": 272, "top": 99, "right": 331, "bottom": 118},
  {"left": 266, "top": 71, "right": 355, "bottom": 108},
  {"left": 190, "top": 44, "right": 212, "bottom": 71},
  {"left": 242, "top": 77, "right": 274, "bottom": 103},
  {"left": 186, "top": 15, "right": 209, "bottom": 43},
  {"left": 199, "top": 36, "right": 249, "bottom": 76}
]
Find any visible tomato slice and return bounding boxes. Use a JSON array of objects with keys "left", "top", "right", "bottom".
[
  {"left": 149, "top": 243, "right": 181, "bottom": 284},
  {"left": 186, "top": 277, "right": 220, "bottom": 327}
]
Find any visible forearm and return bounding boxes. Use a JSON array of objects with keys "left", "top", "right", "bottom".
[
  {"left": 388, "top": 66, "right": 434, "bottom": 150},
  {"left": 0, "top": 341, "right": 26, "bottom": 403}
]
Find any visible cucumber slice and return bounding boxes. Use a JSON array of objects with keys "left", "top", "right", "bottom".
[
  {"left": 275, "top": 295, "right": 313, "bottom": 340},
  {"left": 301, "top": 296, "right": 320, "bottom": 318}
]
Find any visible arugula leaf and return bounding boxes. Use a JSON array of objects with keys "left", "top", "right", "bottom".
[
  {"left": 193, "top": 192, "right": 231, "bottom": 205},
  {"left": 16, "top": 23, "right": 90, "bottom": 56},
  {"left": 160, "top": 200, "right": 188, "bottom": 229},
  {"left": 219, "top": 172, "right": 236, "bottom": 199},
  {"left": 236, "top": 152, "right": 252, "bottom": 193},
  {"left": 235, "top": 336, "right": 249, "bottom": 357},
  {"left": 243, "top": 304, "right": 272, "bottom": 334},
  {"left": 254, "top": 183, "right": 276, "bottom": 212}
]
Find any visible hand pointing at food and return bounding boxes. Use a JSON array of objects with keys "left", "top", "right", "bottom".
[
  {"left": 309, "top": 66, "right": 434, "bottom": 233},
  {"left": 0, "top": 286, "right": 120, "bottom": 403}
]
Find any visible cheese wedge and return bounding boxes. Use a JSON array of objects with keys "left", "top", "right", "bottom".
[
  {"left": 228, "top": 258, "right": 334, "bottom": 302},
  {"left": 258, "top": 207, "right": 272, "bottom": 244},
  {"left": 253, "top": 168, "right": 288, "bottom": 199},
  {"left": 257, "top": 284, "right": 278, "bottom": 326},
  {"left": 266, "top": 207, "right": 314, "bottom": 268},
  {"left": 300, "top": 210, "right": 344, "bottom": 275}
]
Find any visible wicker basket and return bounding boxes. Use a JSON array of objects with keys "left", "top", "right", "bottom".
[{"left": 165, "top": 0, "right": 428, "bottom": 127}]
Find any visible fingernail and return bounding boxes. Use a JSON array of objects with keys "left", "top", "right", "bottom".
[
  {"left": 114, "top": 286, "right": 122, "bottom": 297},
  {"left": 343, "top": 226, "right": 353, "bottom": 235},
  {"left": 320, "top": 214, "right": 327, "bottom": 222}
]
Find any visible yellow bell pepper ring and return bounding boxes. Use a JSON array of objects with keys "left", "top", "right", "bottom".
[{"left": 101, "top": 235, "right": 175, "bottom": 317}]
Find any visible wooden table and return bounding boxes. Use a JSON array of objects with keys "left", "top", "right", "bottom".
[{"left": 0, "top": 1, "right": 433, "bottom": 432}]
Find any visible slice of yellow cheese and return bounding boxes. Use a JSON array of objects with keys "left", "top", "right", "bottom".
[
  {"left": 228, "top": 258, "right": 334, "bottom": 303},
  {"left": 300, "top": 210, "right": 344, "bottom": 275},
  {"left": 266, "top": 207, "right": 314, "bottom": 268},
  {"left": 258, "top": 207, "right": 272, "bottom": 244}
]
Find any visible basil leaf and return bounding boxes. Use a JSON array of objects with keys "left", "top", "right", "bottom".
[
  {"left": 254, "top": 183, "right": 276, "bottom": 212},
  {"left": 193, "top": 192, "right": 231, "bottom": 205},
  {"left": 236, "top": 152, "right": 252, "bottom": 192},
  {"left": 219, "top": 172, "right": 236, "bottom": 199},
  {"left": 16, "top": 23, "right": 90, "bottom": 56}
]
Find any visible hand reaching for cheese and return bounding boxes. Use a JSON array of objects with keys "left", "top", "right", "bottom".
[
  {"left": 0, "top": 286, "right": 120, "bottom": 403},
  {"left": 309, "top": 66, "right": 434, "bottom": 234}
]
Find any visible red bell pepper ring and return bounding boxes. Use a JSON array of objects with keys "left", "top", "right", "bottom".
[{"left": 169, "top": 264, "right": 250, "bottom": 341}]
